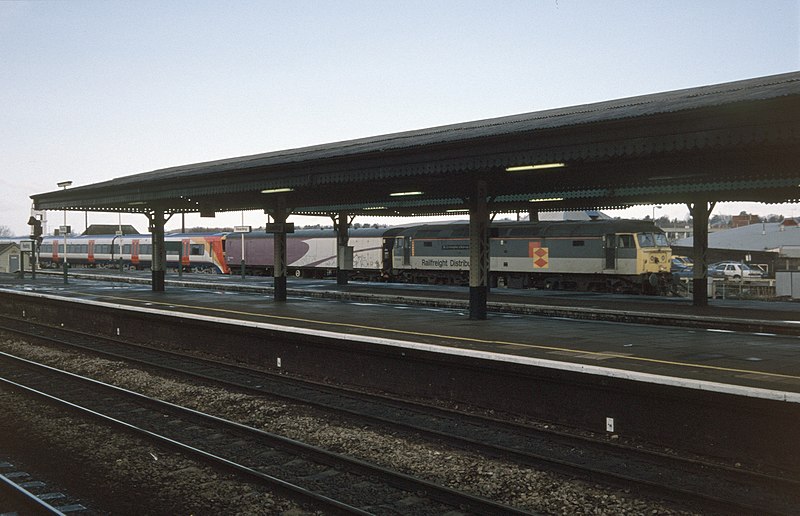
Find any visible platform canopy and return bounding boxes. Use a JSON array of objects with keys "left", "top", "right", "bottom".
[{"left": 31, "top": 72, "right": 800, "bottom": 218}]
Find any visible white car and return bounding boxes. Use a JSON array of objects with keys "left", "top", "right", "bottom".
[{"left": 709, "top": 262, "right": 763, "bottom": 279}]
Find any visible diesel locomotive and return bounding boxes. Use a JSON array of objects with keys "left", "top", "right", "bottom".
[{"left": 225, "top": 219, "right": 672, "bottom": 293}]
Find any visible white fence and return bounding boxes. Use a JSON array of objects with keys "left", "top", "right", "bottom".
[
  {"left": 677, "top": 277, "right": 776, "bottom": 299},
  {"left": 776, "top": 271, "right": 800, "bottom": 299}
]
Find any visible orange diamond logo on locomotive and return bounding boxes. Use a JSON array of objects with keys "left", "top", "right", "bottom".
[{"left": 530, "top": 245, "right": 549, "bottom": 269}]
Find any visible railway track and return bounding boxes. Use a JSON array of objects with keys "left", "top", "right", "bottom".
[
  {"left": 0, "top": 460, "right": 86, "bottom": 515},
  {"left": 2, "top": 316, "right": 799, "bottom": 514},
  {"left": 0, "top": 348, "right": 530, "bottom": 515}
]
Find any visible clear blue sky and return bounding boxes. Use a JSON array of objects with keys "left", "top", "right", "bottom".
[{"left": 2, "top": 0, "right": 798, "bottom": 235}]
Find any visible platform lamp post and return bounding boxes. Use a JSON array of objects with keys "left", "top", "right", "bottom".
[
  {"left": 57, "top": 180, "right": 72, "bottom": 284},
  {"left": 652, "top": 205, "right": 662, "bottom": 224},
  {"left": 234, "top": 215, "right": 251, "bottom": 280}
]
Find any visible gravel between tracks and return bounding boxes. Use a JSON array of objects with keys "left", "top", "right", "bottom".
[{"left": 0, "top": 337, "right": 700, "bottom": 515}]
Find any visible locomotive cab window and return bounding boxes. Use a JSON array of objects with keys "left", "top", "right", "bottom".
[
  {"left": 572, "top": 240, "right": 585, "bottom": 247},
  {"left": 423, "top": 241, "right": 433, "bottom": 247},
  {"left": 637, "top": 233, "right": 656, "bottom": 247},
  {"left": 637, "top": 233, "right": 669, "bottom": 247},
  {"left": 617, "top": 235, "right": 635, "bottom": 248}
]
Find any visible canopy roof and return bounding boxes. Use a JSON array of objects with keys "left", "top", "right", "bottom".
[{"left": 32, "top": 71, "right": 800, "bottom": 218}]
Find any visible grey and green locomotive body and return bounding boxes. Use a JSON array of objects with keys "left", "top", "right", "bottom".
[{"left": 390, "top": 219, "right": 672, "bottom": 294}]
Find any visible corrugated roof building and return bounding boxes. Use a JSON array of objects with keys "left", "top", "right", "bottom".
[
  {"left": 673, "top": 220, "right": 800, "bottom": 272},
  {"left": 0, "top": 242, "right": 21, "bottom": 273}
]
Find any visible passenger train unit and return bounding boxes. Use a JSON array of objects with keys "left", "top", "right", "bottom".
[
  {"left": 32, "top": 233, "right": 228, "bottom": 274},
  {"left": 7, "top": 219, "right": 672, "bottom": 294}
]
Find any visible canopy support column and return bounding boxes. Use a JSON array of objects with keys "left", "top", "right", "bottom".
[
  {"left": 333, "top": 211, "right": 353, "bottom": 286},
  {"left": 148, "top": 208, "right": 166, "bottom": 292},
  {"left": 266, "top": 205, "right": 292, "bottom": 302},
  {"left": 469, "top": 180, "right": 490, "bottom": 320},
  {"left": 687, "top": 199, "right": 716, "bottom": 307}
]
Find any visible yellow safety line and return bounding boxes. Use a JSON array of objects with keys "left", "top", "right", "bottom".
[{"left": 88, "top": 292, "right": 800, "bottom": 382}]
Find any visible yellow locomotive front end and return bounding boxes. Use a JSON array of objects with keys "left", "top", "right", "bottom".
[
  {"left": 635, "top": 231, "right": 671, "bottom": 275},
  {"left": 634, "top": 230, "right": 672, "bottom": 294}
]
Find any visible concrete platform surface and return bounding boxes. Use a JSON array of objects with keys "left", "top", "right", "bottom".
[{"left": 1, "top": 272, "right": 799, "bottom": 399}]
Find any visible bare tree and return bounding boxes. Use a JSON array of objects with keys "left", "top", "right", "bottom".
[{"left": 0, "top": 225, "right": 13, "bottom": 237}]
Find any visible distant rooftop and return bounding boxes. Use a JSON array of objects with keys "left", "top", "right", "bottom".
[
  {"left": 675, "top": 219, "right": 800, "bottom": 253},
  {"left": 81, "top": 224, "right": 141, "bottom": 236}
]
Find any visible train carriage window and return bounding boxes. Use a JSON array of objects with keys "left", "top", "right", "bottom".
[
  {"left": 81, "top": 244, "right": 88, "bottom": 253},
  {"left": 190, "top": 244, "right": 205, "bottom": 256},
  {"left": 123, "top": 244, "right": 131, "bottom": 254},
  {"left": 423, "top": 241, "right": 433, "bottom": 247},
  {"left": 617, "top": 235, "right": 635, "bottom": 248},
  {"left": 42, "top": 244, "right": 52, "bottom": 253},
  {"left": 141, "top": 244, "right": 152, "bottom": 255},
  {"left": 572, "top": 240, "right": 585, "bottom": 247}
]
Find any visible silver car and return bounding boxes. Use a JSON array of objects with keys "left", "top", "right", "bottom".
[{"left": 708, "top": 262, "right": 763, "bottom": 279}]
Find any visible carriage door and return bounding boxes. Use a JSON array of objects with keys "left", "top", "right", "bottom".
[
  {"left": 131, "top": 240, "right": 140, "bottom": 266},
  {"left": 382, "top": 237, "right": 395, "bottom": 273},
  {"left": 393, "top": 236, "right": 411, "bottom": 267},
  {"left": 182, "top": 239, "right": 191, "bottom": 268},
  {"left": 88, "top": 240, "right": 95, "bottom": 264},
  {"left": 604, "top": 234, "right": 617, "bottom": 269}
]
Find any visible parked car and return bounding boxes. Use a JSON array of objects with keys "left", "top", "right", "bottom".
[
  {"left": 670, "top": 256, "right": 694, "bottom": 278},
  {"left": 671, "top": 255, "right": 693, "bottom": 268},
  {"left": 708, "top": 262, "right": 763, "bottom": 279}
]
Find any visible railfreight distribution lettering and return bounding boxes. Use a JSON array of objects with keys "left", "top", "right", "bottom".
[{"left": 421, "top": 258, "right": 470, "bottom": 268}]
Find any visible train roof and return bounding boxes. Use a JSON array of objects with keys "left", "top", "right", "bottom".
[
  {"left": 39, "top": 232, "right": 229, "bottom": 239},
  {"left": 397, "top": 219, "right": 663, "bottom": 238},
  {"left": 235, "top": 226, "right": 408, "bottom": 238}
]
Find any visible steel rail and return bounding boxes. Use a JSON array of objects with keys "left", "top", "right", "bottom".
[
  {"left": 0, "top": 471, "right": 68, "bottom": 516},
  {"left": 0, "top": 350, "right": 533, "bottom": 515},
  {"left": 2, "top": 315, "right": 798, "bottom": 515}
]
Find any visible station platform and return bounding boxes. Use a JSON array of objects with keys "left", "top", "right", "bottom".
[{"left": 1, "top": 270, "right": 799, "bottom": 400}]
